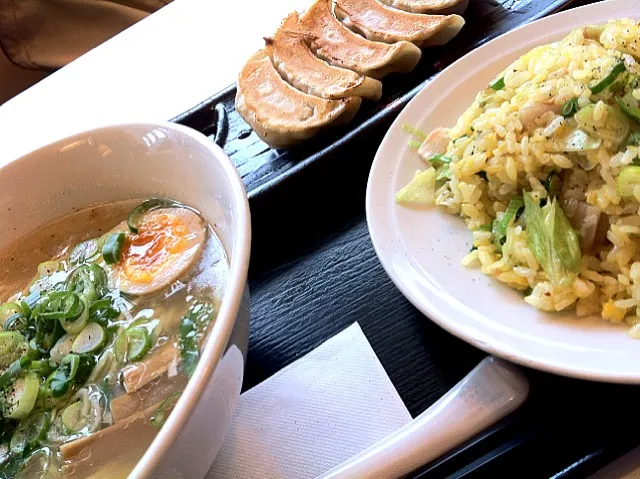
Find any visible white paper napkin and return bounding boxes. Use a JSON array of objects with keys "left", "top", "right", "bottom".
[{"left": 207, "top": 323, "right": 412, "bottom": 479}]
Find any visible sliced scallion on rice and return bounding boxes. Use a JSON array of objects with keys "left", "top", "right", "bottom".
[
  {"left": 544, "top": 171, "right": 562, "bottom": 199},
  {"left": 428, "top": 154, "right": 452, "bottom": 167},
  {"left": 617, "top": 97, "right": 640, "bottom": 123},
  {"left": 489, "top": 77, "right": 505, "bottom": 91},
  {"left": 492, "top": 197, "right": 524, "bottom": 249},
  {"left": 562, "top": 98, "right": 579, "bottom": 118},
  {"left": 408, "top": 140, "right": 422, "bottom": 150},
  {"left": 436, "top": 165, "right": 453, "bottom": 181},
  {"left": 590, "top": 61, "right": 626, "bottom": 94},
  {"left": 617, "top": 166, "right": 640, "bottom": 197}
]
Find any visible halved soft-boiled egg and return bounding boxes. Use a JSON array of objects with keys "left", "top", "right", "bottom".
[{"left": 111, "top": 208, "right": 206, "bottom": 295}]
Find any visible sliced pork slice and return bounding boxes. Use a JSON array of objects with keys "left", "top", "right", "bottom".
[
  {"left": 561, "top": 197, "right": 608, "bottom": 254},
  {"left": 378, "top": 0, "right": 468, "bottom": 14},
  {"left": 299, "top": 0, "right": 422, "bottom": 79},
  {"left": 60, "top": 401, "right": 168, "bottom": 477},
  {"left": 519, "top": 102, "right": 563, "bottom": 133},
  {"left": 560, "top": 173, "right": 609, "bottom": 254},
  {"left": 268, "top": 12, "right": 382, "bottom": 100},
  {"left": 121, "top": 341, "right": 180, "bottom": 393},
  {"left": 417, "top": 127, "right": 450, "bottom": 162},
  {"left": 334, "top": 0, "right": 465, "bottom": 47},
  {"left": 110, "top": 374, "right": 187, "bottom": 422},
  {"left": 235, "top": 48, "right": 362, "bottom": 148}
]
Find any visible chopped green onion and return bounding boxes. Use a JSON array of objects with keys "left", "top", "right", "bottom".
[
  {"left": 627, "top": 132, "right": 640, "bottom": 146},
  {"left": 74, "top": 354, "right": 96, "bottom": 385},
  {"left": 113, "top": 330, "right": 128, "bottom": 365},
  {"left": 69, "top": 239, "right": 100, "bottom": 265},
  {"left": 408, "top": 139, "right": 422, "bottom": 150},
  {"left": 28, "top": 360, "right": 52, "bottom": 376},
  {"left": 88, "top": 299, "right": 120, "bottom": 326},
  {"left": 617, "top": 97, "right": 640, "bottom": 123},
  {"left": 401, "top": 124, "right": 427, "bottom": 141},
  {"left": 26, "top": 340, "right": 40, "bottom": 360},
  {"left": 576, "top": 103, "right": 629, "bottom": 145},
  {"left": 590, "top": 61, "right": 626, "bottom": 94},
  {"left": 477, "top": 224, "right": 492, "bottom": 232},
  {"left": 34, "top": 314, "right": 66, "bottom": 353},
  {"left": 45, "top": 354, "right": 80, "bottom": 398},
  {"left": 37, "top": 261, "right": 61, "bottom": 278},
  {"left": 179, "top": 302, "right": 214, "bottom": 377},
  {"left": 72, "top": 323, "right": 106, "bottom": 354},
  {"left": 4, "top": 373, "right": 39, "bottom": 419},
  {"left": 150, "top": 392, "right": 182, "bottom": 429},
  {"left": 436, "top": 165, "right": 453, "bottom": 181},
  {"left": 34, "top": 292, "right": 83, "bottom": 321},
  {"left": 0, "top": 443, "right": 8, "bottom": 466},
  {"left": 0, "top": 303, "right": 23, "bottom": 325},
  {"left": 0, "top": 455, "right": 24, "bottom": 477},
  {"left": 65, "top": 268, "right": 96, "bottom": 302},
  {"left": 489, "top": 77, "right": 505, "bottom": 91},
  {"left": 126, "top": 328, "right": 152, "bottom": 362},
  {"left": 0, "top": 332, "right": 27, "bottom": 369},
  {"left": 102, "top": 233, "right": 126, "bottom": 265},
  {"left": 544, "top": 171, "right": 562, "bottom": 199},
  {"left": 58, "top": 299, "right": 89, "bottom": 336},
  {"left": 61, "top": 400, "right": 86, "bottom": 433},
  {"left": 562, "top": 98, "right": 579, "bottom": 118},
  {"left": 9, "top": 411, "right": 50, "bottom": 454},
  {"left": 127, "top": 198, "right": 181, "bottom": 234},
  {"left": 492, "top": 197, "right": 524, "bottom": 249},
  {"left": 617, "top": 165, "right": 640, "bottom": 197},
  {"left": 65, "top": 264, "right": 108, "bottom": 302},
  {"left": 0, "top": 356, "right": 31, "bottom": 389},
  {"left": 428, "top": 154, "right": 452, "bottom": 167}
]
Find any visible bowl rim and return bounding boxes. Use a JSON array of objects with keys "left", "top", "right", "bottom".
[{"left": 0, "top": 122, "right": 252, "bottom": 477}]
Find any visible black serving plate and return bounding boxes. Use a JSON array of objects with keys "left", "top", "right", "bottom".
[{"left": 170, "top": 1, "right": 640, "bottom": 477}]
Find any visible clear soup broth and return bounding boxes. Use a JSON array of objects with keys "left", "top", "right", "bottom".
[{"left": 0, "top": 199, "right": 229, "bottom": 478}]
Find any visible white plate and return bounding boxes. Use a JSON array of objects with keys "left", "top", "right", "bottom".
[{"left": 366, "top": 0, "right": 640, "bottom": 383}]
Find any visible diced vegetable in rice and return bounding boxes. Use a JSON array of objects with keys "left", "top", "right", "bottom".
[{"left": 396, "top": 19, "right": 640, "bottom": 336}]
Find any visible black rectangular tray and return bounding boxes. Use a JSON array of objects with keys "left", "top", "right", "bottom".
[
  {"left": 169, "top": 1, "right": 640, "bottom": 478},
  {"left": 171, "top": 0, "right": 581, "bottom": 202}
]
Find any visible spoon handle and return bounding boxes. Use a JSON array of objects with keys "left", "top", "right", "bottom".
[{"left": 319, "top": 356, "right": 530, "bottom": 479}]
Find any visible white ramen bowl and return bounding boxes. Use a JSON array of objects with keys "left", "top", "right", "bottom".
[{"left": 0, "top": 123, "right": 252, "bottom": 478}]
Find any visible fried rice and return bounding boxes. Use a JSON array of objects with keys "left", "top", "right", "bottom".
[{"left": 396, "top": 19, "right": 640, "bottom": 336}]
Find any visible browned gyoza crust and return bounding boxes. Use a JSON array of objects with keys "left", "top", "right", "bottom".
[
  {"left": 235, "top": 48, "right": 362, "bottom": 148},
  {"left": 333, "top": 0, "right": 465, "bottom": 47},
  {"left": 378, "top": 0, "right": 469, "bottom": 15},
  {"left": 298, "top": 0, "right": 422, "bottom": 79},
  {"left": 269, "top": 12, "right": 383, "bottom": 101}
]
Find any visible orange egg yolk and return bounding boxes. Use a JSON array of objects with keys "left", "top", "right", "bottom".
[{"left": 121, "top": 213, "right": 189, "bottom": 284}]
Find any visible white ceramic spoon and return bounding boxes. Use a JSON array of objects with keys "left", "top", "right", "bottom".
[{"left": 320, "top": 356, "right": 529, "bottom": 479}]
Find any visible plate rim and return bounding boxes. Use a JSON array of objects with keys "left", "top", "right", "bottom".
[{"left": 366, "top": 0, "right": 640, "bottom": 384}]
